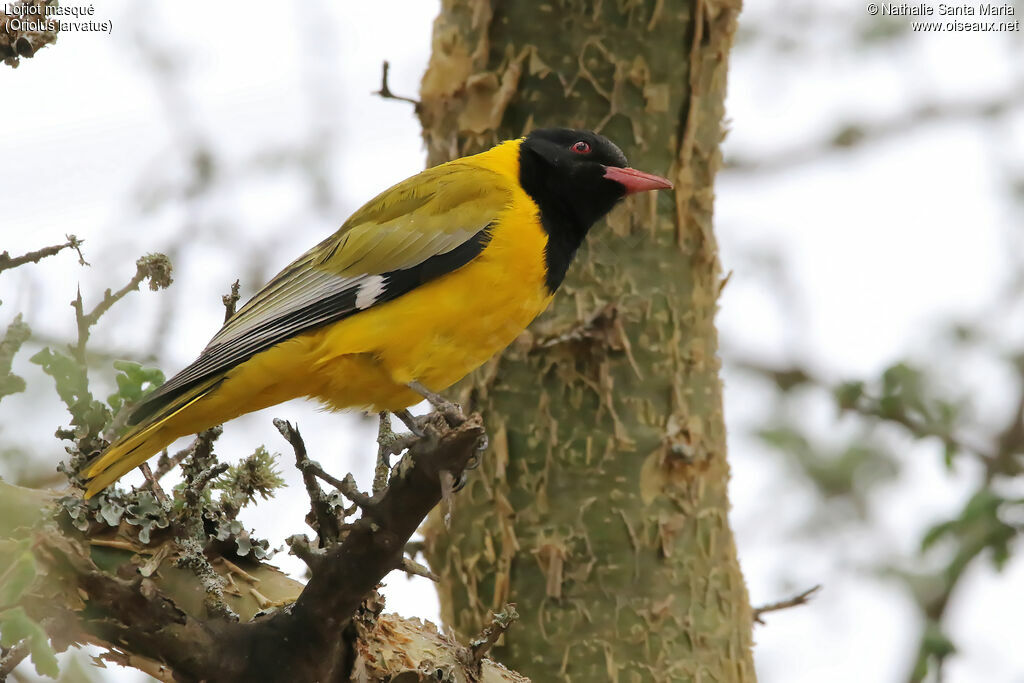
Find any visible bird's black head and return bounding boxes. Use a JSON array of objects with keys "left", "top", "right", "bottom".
[{"left": 518, "top": 128, "right": 672, "bottom": 292}]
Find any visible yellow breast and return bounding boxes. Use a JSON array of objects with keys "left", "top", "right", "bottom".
[{"left": 309, "top": 182, "right": 552, "bottom": 411}]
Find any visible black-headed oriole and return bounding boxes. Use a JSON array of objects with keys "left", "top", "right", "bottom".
[{"left": 83, "top": 128, "right": 672, "bottom": 497}]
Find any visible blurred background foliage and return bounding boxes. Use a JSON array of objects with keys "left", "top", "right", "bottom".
[{"left": 1, "top": 0, "right": 1021, "bottom": 681}]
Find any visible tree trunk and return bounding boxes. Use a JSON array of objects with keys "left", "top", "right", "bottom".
[{"left": 418, "top": 1, "right": 755, "bottom": 680}]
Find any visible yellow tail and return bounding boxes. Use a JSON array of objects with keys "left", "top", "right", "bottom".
[{"left": 83, "top": 381, "right": 219, "bottom": 498}]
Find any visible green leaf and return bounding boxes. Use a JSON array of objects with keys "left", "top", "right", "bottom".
[
  {"left": 0, "top": 607, "right": 59, "bottom": 678},
  {"left": 0, "top": 314, "right": 32, "bottom": 403},
  {"left": 920, "top": 520, "right": 956, "bottom": 553},
  {"left": 107, "top": 360, "right": 164, "bottom": 412},
  {"left": 921, "top": 619, "right": 956, "bottom": 659},
  {"left": 961, "top": 489, "right": 1000, "bottom": 520},
  {"left": 30, "top": 346, "right": 110, "bottom": 441},
  {"left": 30, "top": 348, "right": 85, "bottom": 409},
  {"left": 833, "top": 381, "right": 864, "bottom": 411}
]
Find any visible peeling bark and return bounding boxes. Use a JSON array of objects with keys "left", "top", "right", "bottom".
[{"left": 418, "top": 1, "right": 755, "bottom": 680}]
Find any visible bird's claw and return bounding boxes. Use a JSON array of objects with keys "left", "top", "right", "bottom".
[{"left": 394, "top": 384, "right": 480, "bottom": 486}]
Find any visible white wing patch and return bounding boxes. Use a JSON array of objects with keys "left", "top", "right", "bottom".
[{"left": 355, "top": 275, "right": 387, "bottom": 310}]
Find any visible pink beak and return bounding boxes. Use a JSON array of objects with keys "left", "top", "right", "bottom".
[{"left": 603, "top": 166, "right": 674, "bottom": 195}]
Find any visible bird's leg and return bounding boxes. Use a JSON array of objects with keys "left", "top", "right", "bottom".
[
  {"left": 395, "top": 409, "right": 425, "bottom": 437},
  {"left": 407, "top": 381, "right": 453, "bottom": 409},
  {"left": 408, "top": 381, "right": 465, "bottom": 427},
  {"left": 405, "top": 383, "right": 486, "bottom": 467}
]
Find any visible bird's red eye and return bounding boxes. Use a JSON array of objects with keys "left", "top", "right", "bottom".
[{"left": 571, "top": 141, "right": 591, "bottom": 154}]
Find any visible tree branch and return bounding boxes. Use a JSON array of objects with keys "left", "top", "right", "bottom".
[
  {"left": 274, "top": 418, "right": 345, "bottom": 545},
  {"left": 0, "top": 642, "right": 29, "bottom": 679},
  {"left": 12, "top": 407, "right": 490, "bottom": 682},
  {"left": 151, "top": 430, "right": 218, "bottom": 482},
  {"left": 752, "top": 585, "right": 821, "bottom": 625},
  {"left": 214, "top": 412, "right": 486, "bottom": 681},
  {"left": 71, "top": 254, "right": 173, "bottom": 364},
  {"left": 372, "top": 60, "right": 420, "bottom": 109},
  {"left": 468, "top": 604, "right": 519, "bottom": 668},
  {"left": 0, "top": 234, "right": 84, "bottom": 274},
  {"left": 222, "top": 279, "right": 241, "bottom": 322}
]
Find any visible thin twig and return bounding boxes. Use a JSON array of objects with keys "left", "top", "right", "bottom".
[
  {"left": 190, "top": 464, "right": 229, "bottom": 503},
  {"left": 274, "top": 418, "right": 344, "bottom": 545},
  {"left": 222, "top": 279, "right": 241, "bottom": 322},
  {"left": 139, "top": 462, "right": 168, "bottom": 506},
  {"left": 174, "top": 428, "right": 226, "bottom": 527},
  {"left": 153, "top": 444, "right": 193, "bottom": 481},
  {"left": 150, "top": 428, "right": 219, "bottom": 486},
  {"left": 216, "top": 556, "right": 261, "bottom": 585},
  {"left": 71, "top": 254, "right": 173, "bottom": 364},
  {"left": 439, "top": 470, "right": 457, "bottom": 529},
  {"left": 85, "top": 638, "right": 174, "bottom": 683},
  {"left": 859, "top": 403, "right": 991, "bottom": 463},
  {"left": 752, "top": 584, "right": 822, "bottom": 624},
  {"left": 339, "top": 473, "right": 375, "bottom": 510},
  {"left": 468, "top": 603, "right": 519, "bottom": 668},
  {"left": 398, "top": 556, "right": 438, "bottom": 582},
  {"left": 0, "top": 234, "right": 85, "bottom": 274},
  {"left": 373, "top": 60, "right": 420, "bottom": 108}
]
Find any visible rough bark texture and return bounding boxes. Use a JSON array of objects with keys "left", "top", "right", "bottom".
[{"left": 418, "top": 1, "right": 754, "bottom": 681}]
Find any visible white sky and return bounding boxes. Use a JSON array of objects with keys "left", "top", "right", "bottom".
[{"left": 2, "top": 1, "right": 1022, "bottom": 682}]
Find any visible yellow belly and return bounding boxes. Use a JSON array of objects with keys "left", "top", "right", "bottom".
[{"left": 315, "top": 243, "right": 552, "bottom": 410}]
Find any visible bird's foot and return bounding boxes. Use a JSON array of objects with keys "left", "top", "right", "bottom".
[
  {"left": 394, "top": 384, "right": 485, "bottom": 490},
  {"left": 393, "top": 405, "right": 484, "bottom": 476},
  {"left": 408, "top": 381, "right": 466, "bottom": 428}
]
